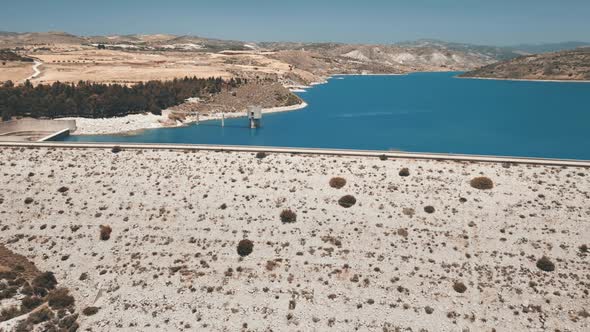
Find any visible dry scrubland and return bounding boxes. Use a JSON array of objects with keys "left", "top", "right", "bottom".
[{"left": 0, "top": 147, "right": 589, "bottom": 331}]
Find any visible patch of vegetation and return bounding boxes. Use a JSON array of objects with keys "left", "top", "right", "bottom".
[
  {"left": 536, "top": 256, "right": 555, "bottom": 272},
  {"left": 21, "top": 296, "right": 43, "bottom": 310},
  {"left": 280, "top": 209, "right": 297, "bottom": 223},
  {"left": 0, "top": 76, "right": 236, "bottom": 120},
  {"left": 424, "top": 206, "right": 435, "bottom": 214},
  {"left": 379, "top": 155, "right": 388, "bottom": 161},
  {"left": 24, "top": 197, "right": 34, "bottom": 204},
  {"left": 32, "top": 272, "right": 57, "bottom": 290},
  {"left": 338, "top": 195, "right": 357, "bottom": 208},
  {"left": 0, "top": 50, "right": 34, "bottom": 62},
  {"left": 470, "top": 176, "right": 494, "bottom": 190},
  {"left": 82, "top": 306, "right": 100, "bottom": 316},
  {"left": 453, "top": 281, "right": 467, "bottom": 293},
  {"left": 329, "top": 177, "right": 347, "bottom": 189},
  {"left": 47, "top": 288, "right": 75, "bottom": 309},
  {"left": 100, "top": 225, "right": 112, "bottom": 241},
  {"left": 57, "top": 186, "right": 69, "bottom": 193},
  {"left": 111, "top": 146, "right": 122, "bottom": 154},
  {"left": 399, "top": 168, "right": 410, "bottom": 177},
  {"left": 237, "top": 239, "right": 254, "bottom": 257},
  {"left": 256, "top": 152, "right": 267, "bottom": 159}
]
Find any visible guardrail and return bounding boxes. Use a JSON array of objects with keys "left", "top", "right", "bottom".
[{"left": 0, "top": 142, "right": 589, "bottom": 168}]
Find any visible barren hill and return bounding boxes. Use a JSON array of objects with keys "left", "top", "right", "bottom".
[{"left": 460, "top": 48, "right": 590, "bottom": 81}]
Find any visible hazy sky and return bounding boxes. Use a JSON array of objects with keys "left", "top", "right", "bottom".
[{"left": 1, "top": 0, "right": 589, "bottom": 45}]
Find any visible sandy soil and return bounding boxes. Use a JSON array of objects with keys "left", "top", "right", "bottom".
[
  {"left": 22, "top": 47, "right": 298, "bottom": 86},
  {"left": 0, "top": 61, "right": 33, "bottom": 83},
  {"left": 0, "top": 147, "right": 588, "bottom": 331}
]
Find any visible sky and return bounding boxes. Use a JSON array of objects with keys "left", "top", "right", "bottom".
[{"left": 1, "top": 0, "right": 589, "bottom": 46}]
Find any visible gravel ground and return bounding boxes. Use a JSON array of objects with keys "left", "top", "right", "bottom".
[{"left": 0, "top": 146, "right": 588, "bottom": 331}]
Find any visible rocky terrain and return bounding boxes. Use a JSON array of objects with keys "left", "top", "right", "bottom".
[
  {"left": 0, "top": 146, "right": 588, "bottom": 331},
  {"left": 0, "top": 245, "right": 81, "bottom": 331},
  {"left": 460, "top": 48, "right": 590, "bottom": 81},
  {"left": 0, "top": 31, "right": 500, "bottom": 87}
]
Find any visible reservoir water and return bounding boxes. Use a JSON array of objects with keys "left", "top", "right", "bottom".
[{"left": 60, "top": 72, "right": 590, "bottom": 160}]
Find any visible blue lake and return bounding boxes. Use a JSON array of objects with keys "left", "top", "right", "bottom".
[{"left": 60, "top": 72, "right": 590, "bottom": 160}]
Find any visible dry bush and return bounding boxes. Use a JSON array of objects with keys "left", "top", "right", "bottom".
[
  {"left": 379, "top": 155, "right": 388, "bottom": 161},
  {"left": 424, "top": 206, "right": 435, "bottom": 214},
  {"left": 338, "top": 195, "right": 357, "bottom": 208},
  {"left": 237, "top": 239, "right": 254, "bottom": 257},
  {"left": 399, "top": 168, "right": 410, "bottom": 177},
  {"left": 453, "top": 282, "right": 467, "bottom": 293},
  {"left": 280, "top": 209, "right": 297, "bottom": 223},
  {"left": 536, "top": 256, "right": 555, "bottom": 272},
  {"left": 111, "top": 146, "right": 122, "bottom": 154},
  {"left": 32, "top": 272, "right": 57, "bottom": 290},
  {"left": 329, "top": 177, "right": 347, "bottom": 189},
  {"left": 100, "top": 225, "right": 112, "bottom": 241},
  {"left": 470, "top": 177, "right": 494, "bottom": 190},
  {"left": 256, "top": 152, "right": 267, "bottom": 159},
  {"left": 82, "top": 306, "right": 100, "bottom": 316},
  {"left": 21, "top": 296, "right": 43, "bottom": 310},
  {"left": 57, "top": 186, "right": 69, "bottom": 193},
  {"left": 47, "top": 288, "right": 75, "bottom": 309}
]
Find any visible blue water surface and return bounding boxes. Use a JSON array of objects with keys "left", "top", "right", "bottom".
[{"left": 60, "top": 72, "right": 590, "bottom": 160}]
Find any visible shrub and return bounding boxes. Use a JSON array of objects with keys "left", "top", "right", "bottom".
[
  {"left": 256, "top": 152, "right": 267, "bottom": 159},
  {"left": 399, "top": 168, "right": 410, "bottom": 177},
  {"left": 111, "top": 146, "right": 122, "bottom": 154},
  {"left": 536, "top": 256, "right": 555, "bottom": 272},
  {"left": 329, "top": 177, "right": 346, "bottom": 189},
  {"left": 237, "top": 239, "right": 254, "bottom": 257},
  {"left": 0, "top": 305, "right": 20, "bottom": 322},
  {"left": 32, "top": 272, "right": 57, "bottom": 290},
  {"left": 24, "top": 197, "right": 34, "bottom": 204},
  {"left": 453, "top": 282, "right": 467, "bottom": 293},
  {"left": 47, "top": 288, "right": 75, "bottom": 309},
  {"left": 579, "top": 244, "right": 588, "bottom": 254},
  {"left": 27, "top": 307, "right": 54, "bottom": 324},
  {"left": 82, "top": 306, "right": 100, "bottom": 316},
  {"left": 424, "top": 206, "right": 435, "bottom": 214},
  {"left": 280, "top": 209, "right": 297, "bottom": 223},
  {"left": 57, "top": 186, "right": 69, "bottom": 193},
  {"left": 100, "top": 225, "right": 112, "bottom": 241},
  {"left": 338, "top": 195, "right": 357, "bottom": 208},
  {"left": 470, "top": 177, "right": 494, "bottom": 190},
  {"left": 379, "top": 155, "right": 388, "bottom": 161},
  {"left": 21, "top": 296, "right": 43, "bottom": 311}
]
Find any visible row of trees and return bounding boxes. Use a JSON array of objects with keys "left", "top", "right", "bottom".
[{"left": 0, "top": 77, "right": 245, "bottom": 121}]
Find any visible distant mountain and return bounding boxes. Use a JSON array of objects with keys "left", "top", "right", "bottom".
[
  {"left": 396, "top": 39, "right": 523, "bottom": 61},
  {"left": 510, "top": 42, "right": 590, "bottom": 54},
  {"left": 460, "top": 48, "right": 590, "bottom": 81}
]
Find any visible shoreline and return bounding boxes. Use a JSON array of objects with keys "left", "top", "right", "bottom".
[
  {"left": 65, "top": 101, "right": 309, "bottom": 136},
  {"left": 457, "top": 75, "right": 590, "bottom": 83}
]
